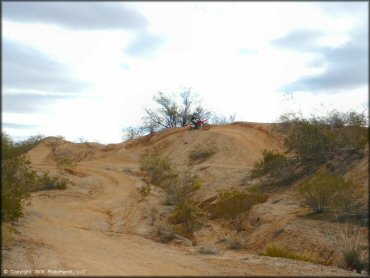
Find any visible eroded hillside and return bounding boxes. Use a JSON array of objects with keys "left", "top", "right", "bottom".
[{"left": 2, "top": 123, "right": 367, "bottom": 276}]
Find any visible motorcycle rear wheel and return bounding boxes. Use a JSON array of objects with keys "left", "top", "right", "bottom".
[{"left": 202, "top": 123, "right": 210, "bottom": 130}]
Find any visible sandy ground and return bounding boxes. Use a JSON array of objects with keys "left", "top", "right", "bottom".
[{"left": 2, "top": 124, "right": 364, "bottom": 276}]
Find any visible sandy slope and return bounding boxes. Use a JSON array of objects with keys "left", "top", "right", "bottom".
[{"left": 2, "top": 124, "right": 363, "bottom": 276}]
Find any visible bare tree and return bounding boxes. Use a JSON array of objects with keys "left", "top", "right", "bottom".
[
  {"left": 141, "top": 89, "right": 211, "bottom": 131},
  {"left": 143, "top": 92, "right": 179, "bottom": 129},
  {"left": 211, "top": 113, "right": 236, "bottom": 124},
  {"left": 122, "top": 126, "right": 145, "bottom": 141},
  {"left": 179, "top": 88, "right": 194, "bottom": 127}
]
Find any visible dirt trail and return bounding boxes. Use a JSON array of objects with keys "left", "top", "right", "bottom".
[{"left": 2, "top": 125, "right": 360, "bottom": 276}]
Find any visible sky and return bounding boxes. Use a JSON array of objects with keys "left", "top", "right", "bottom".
[{"left": 2, "top": 2, "right": 368, "bottom": 144}]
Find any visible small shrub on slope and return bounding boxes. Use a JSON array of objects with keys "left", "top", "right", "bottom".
[
  {"left": 211, "top": 189, "right": 268, "bottom": 232},
  {"left": 251, "top": 149, "right": 295, "bottom": 185},
  {"left": 298, "top": 171, "right": 354, "bottom": 214},
  {"left": 169, "top": 200, "right": 203, "bottom": 238},
  {"left": 162, "top": 167, "right": 202, "bottom": 205},
  {"left": 139, "top": 152, "right": 177, "bottom": 187},
  {"left": 324, "top": 215, "right": 368, "bottom": 274},
  {"left": 188, "top": 142, "right": 218, "bottom": 163},
  {"left": 260, "top": 245, "right": 326, "bottom": 265}
]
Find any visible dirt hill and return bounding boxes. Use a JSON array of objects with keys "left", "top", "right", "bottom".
[{"left": 2, "top": 123, "right": 367, "bottom": 276}]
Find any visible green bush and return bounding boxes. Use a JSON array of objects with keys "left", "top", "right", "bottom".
[
  {"left": 13, "top": 134, "right": 45, "bottom": 154},
  {"left": 280, "top": 110, "right": 368, "bottom": 168},
  {"left": 197, "top": 246, "right": 220, "bottom": 255},
  {"left": 188, "top": 142, "right": 218, "bottom": 163},
  {"left": 36, "top": 171, "right": 68, "bottom": 191},
  {"left": 2, "top": 223, "right": 16, "bottom": 249},
  {"left": 260, "top": 245, "right": 324, "bottom": 264},
  {"left": 56, "top": 157, "right": 77, "bottom": 173},
  {"left": 154, "top": 223, "right": 175, "bottom": 243},
  {"left": 169, "top": 200, "right": 203, "bottom": 238},
  {"left": 140, "top": 152, "right": 178, "bottom": 187},
  {"left": 149, "top": 207, "right": 158, "bottom": 226},
  {"left": 138, "top": 184, "right": 152, "bottom": 200},
  {"left": 211, "top": 189, "right": 268, "bottom": 232},
  {"left": 2, "top": 133, "right": 37, "bottom": 222},
  {"left": 342, "top": 249, "right": 367, "bottom": 273},
  {"left": 251, "top": 149, "right": 295, "bottom": 185},
  {"left": 226, "top": 238, "right": 243, "bottom": 250},
  {"left": 2, "top": 132, "right": 67, "bottom": 222},
  {"left": 252, "top": 111, "right": 367, "bottom": 190},
  {"left": 162, "top": 167, "right": 202, "bottom": 205},
  {"left": 298, "top": 171, "right": 354, "bottom": 214},
  {"left": 324, "top": 216, "right": 368, "bottom": 274}
]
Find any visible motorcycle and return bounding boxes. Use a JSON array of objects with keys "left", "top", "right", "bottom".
[{"left": 186, "top": 119, "right": 210, "bottom": 131}]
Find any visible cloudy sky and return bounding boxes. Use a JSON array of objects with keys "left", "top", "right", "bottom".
[{"left": 2, "top": 2, "right": 368, "bottom": 143}]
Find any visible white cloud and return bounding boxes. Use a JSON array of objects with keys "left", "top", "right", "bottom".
[{"left": 2, "top": 2, "right": 367, "bottom": 143}]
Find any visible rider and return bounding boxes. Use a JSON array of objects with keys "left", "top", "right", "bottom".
[{"left": 190, "top": 112, "right": 201, "bottom": 129}]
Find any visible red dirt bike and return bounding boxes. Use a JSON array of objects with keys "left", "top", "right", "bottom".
[{"left": 186, "top": 119, "right": 210, "bottom": 131}]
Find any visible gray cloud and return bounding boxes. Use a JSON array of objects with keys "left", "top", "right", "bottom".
[
  {"left": 3, "top": 39, "right": 89, "bottom": 93},
  {"left": 3, "top": 93, "right": 71, "bottom": 114},
  {"left": 3, "top": 2, "right": 148, "bottom": 30},
  {"left": 4, "top": 2, "right": 165, "bottom": 59},
  {"left": 275, "top": 25, "right": 368, "bottom": 93},
  {"left": 272, "top": 30, "right": 324, "bottom": 52},
  {"left": 289, "top": 44, "right": 367, "bottom": 92},
  {"left": 125, "top": 31, "right": 166, "bottom": 58},
  {"left": 317, "top": 2, "right": 367, "bottom": 18},
  {"left": 3, "top": 123, "right": 39, "bottom": 130}
]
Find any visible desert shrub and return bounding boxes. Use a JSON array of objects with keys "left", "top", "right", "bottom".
[
  {"left": 162, "top": 167, "right": 202, "bottom": 205},
  {"left": 2, "top": 223, "right": 16, "bottom": 249},
  {"left": 2, "top": 133, "right": 38, "bottom": 222},
  {"left": 197, "top": 246, "right": 220, "bottom": 255},
  {"left": 2, "top": 132, "right": 68, "bottom": 222},
  {"left": 188, "top": 142, "right": 218, "bottom": 163},
  {"left": 140, "top": 152, "right": 178, "bottom": 187},
  {"left": 298, "top": 171, "right": 354, "bottom": 214},
  {"left": 226, "top": 238, "right": 243, "bottom": 250},
  {"left": 14, "top": 134, "right": 45, "bottom": 153},
  {"left": 169, "top": 200, "right": 203, "bottom": 237},
  {"left": 155, "top": 223, "right": 175, "bottom": 243},
  {"left": 215, "top": 238, "right": 227, "bottom": 244},
  {"left": 247, "top": 184, "right": 263, "bottom": 195},
  {"left": 149, "top": 207, "right": 158, "bottom": 226},
  {"left": 56, "top": 157, "right": 77, "bottom": 173},
  {"left": 211, "top": 190, "right": 268, "bottom": 232},
  {"left": 140, "top": 153, "right": 201, "bottom": 205},
  {"left": 251, "top": 149, "right": 296, "bottom": 185},
  {"left": 138, "top": 184, "right": 152, "bottom": 200},
  {"left": 251, "top": 111, "right": 367, "bottom": 189},
  {"left": 261, "top": 245, "right": 326, "bottom": 265},
  {"left": 342, "top": 250, "right": 367, "bottom": 274},
  {"left": 2, "top": 182, "right": 25, "bottom": 223},
  {"left": 324, "top": 215, "right": 368, "bottom": 274},
  {"left": 280, "top": 110, "right": 368, "bottom": 168},
  {"left": 36, "top": 171, "right": 68, "bottom": 190},
  {"left": 123, "top": 126, "right": 145, "bottom": 141},
  {"left": 239, "top": 173, "right": 251, "bottom": 186},
  {"left": 261, "top": 244, "right": 297, "bottom": 259}
]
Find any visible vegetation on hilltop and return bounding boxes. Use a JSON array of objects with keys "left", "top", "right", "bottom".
[
  {"left": 2, "top": 132, "right": 69, "bottom": 223},
  {"left": 122, "top": 89, "right": 236, "bottom": 140},
  {"left": 249, "top": 110, "right": 368, "bottom": 273},
  {"left": 252, "top": 110, "right": 367, "bottom": 187}
]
